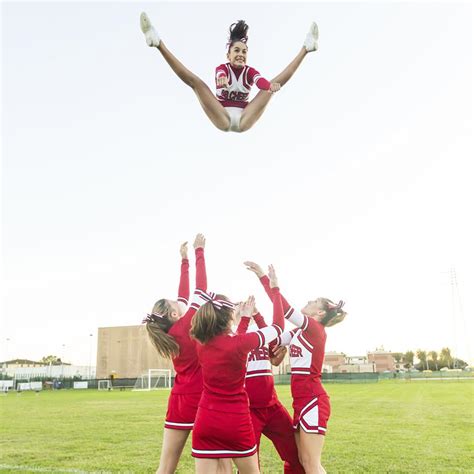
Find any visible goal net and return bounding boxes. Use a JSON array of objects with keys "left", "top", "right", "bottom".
[
  {"left": 98, "top": 380, "right": 111, "bottom": 391},
  {"left": 133, "top": 369, "right": 172, "bottom": 391}
]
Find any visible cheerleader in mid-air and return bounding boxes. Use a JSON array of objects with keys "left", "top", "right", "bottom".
[
  {"left": 140, "top": 13, "right": 319, "bottom": 133},
  {"left": 245, "top": 261, "right": 347, "bottom": 474}
]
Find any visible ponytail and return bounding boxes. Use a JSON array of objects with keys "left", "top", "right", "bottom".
[
  {"left": 144, "top": 299, "right": 180, "bottom": 358},
  {"left": 319, "top": 299, "right": 347, "bottom": 327},
  {"left": 227, "top": 20, "right": 249, "bottom": 50}
]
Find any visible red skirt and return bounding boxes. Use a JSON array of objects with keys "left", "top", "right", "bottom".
[
  {"left": 292, "top": 393, "right": 331, "bottom": 435},
  {"left": 164, "top": 392, "right": 201, "bottom": 430},
  {"left": 192, "top": 406, "right": 257, "bottom": 458}
]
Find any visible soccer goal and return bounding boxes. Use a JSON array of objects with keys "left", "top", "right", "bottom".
[
  {"left": 98, "top": 379, "right": 112, "bottom": 391},
  {"left": 133, "top": 369, "right": 172, "bottom": 391}
]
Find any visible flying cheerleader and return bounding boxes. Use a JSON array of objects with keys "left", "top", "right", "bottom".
[{"left": 140, "top": 13, "right": 319, "bottom": 133}]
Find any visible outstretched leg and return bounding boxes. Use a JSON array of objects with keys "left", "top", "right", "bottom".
[
  {"left": 239, "top": 23, "right": 318, "bottom": 132},
  {"left": 140, "top": 13, "right": 230, "bottom": 131}
]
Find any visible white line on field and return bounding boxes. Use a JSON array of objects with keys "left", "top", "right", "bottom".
[{"left": 0, "top": 464, "right": 115, "bottom": 474}]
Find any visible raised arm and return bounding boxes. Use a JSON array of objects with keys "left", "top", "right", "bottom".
[
  {"left": 235, "top": 266, "right": 284, "bottom": 354},
  {"left": 244, "top": 261, "right": 291, "bottom": 311},
  {"left": 235, "top": 303, "right": 250, "bottom": 335},
  {"left": 236, "top": 307, "right": 265, "bottom": 335},
  {"left": 244, "top": 261, "right": 311, "bottom": 331},
  {"left": 194, "top": 233, "right": 207, "bottom": 291},
  {"left": 177, "top": 241, "right": 190, "bottom": 312}
]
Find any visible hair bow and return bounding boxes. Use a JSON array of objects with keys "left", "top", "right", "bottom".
[
  {"left": 327, "top": 300, "right": 345, "bottom": 311},
  {"left": 142, "top": 312, "right": 164, "bottom": 324},
  {"left": 202, "top": 291, "right": 236, "bottom": 310}
]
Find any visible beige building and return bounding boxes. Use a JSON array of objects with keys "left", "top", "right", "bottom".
[
  {"left": 368, "top": 350, "right": 396, "bottom": 372},
  {"left": 0, "top": 359, "right": 46, "bottom": 369},
  {"left": 96, "top": 325, "right": 173, "bottom": 379},
  {"left": 324, "top": 352, "right": 346, "bottom": 372}
]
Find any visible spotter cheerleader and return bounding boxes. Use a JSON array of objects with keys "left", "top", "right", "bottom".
[
  {"left": 245, "top": 261, "right": 347, "bottom": 474},
  {"left": 140, "top": 14, "right": 319, "bottom": 133},
  {"left": 190, "top": 266, "right": 284, "bottom": 474},
  {"left": 236, "top": 309, "right": 304, "bottom": 473},
  {"left": 143, "top": 235, "right": 230, "bottom": 474}
]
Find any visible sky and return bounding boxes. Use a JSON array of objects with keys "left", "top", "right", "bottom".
[{"left": 1, "top": 1, "right": 473, "bottom": 366}]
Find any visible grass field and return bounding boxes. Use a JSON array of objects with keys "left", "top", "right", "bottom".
[{"left": 1, "top": 380, "right": 473, "bottom": 473}]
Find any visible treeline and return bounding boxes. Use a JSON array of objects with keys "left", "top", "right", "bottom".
[{"left": 391, "top": 347, "right": 468, "bottom": 371}]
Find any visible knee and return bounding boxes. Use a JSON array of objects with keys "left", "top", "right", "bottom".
[{"left": 300, "top": 456, "right": 317, "bottom": 473}]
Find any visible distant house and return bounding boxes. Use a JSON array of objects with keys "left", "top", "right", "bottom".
[
  {"left": 367, "top": 350, "right": 396, "bottom": 372},
  {"left": 0, "top": 359, "right": 46, "bottom": 369}
]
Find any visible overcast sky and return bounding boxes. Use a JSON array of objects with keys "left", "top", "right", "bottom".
[{"left": 2, "top": 1, "right": 473, "bottom": 366}]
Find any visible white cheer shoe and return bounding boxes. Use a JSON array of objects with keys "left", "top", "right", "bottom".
[
  {"left": 304, "top": 22, "right": 319, "bottom": 52},
  {"left": 140, "top": 12, "right": 161, "bottom": 47}
]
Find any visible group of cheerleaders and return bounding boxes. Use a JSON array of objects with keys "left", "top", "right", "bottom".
[
  {"left": 144, "top": 235, "right": 347, "bottom": 474},
  {"left": 140, "top": 13, "right": 319, "bottom": 132}
]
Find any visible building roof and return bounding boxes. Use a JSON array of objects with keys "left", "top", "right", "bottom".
[{"left": 0, "top": 359, "right": 45, "bottom": 365}]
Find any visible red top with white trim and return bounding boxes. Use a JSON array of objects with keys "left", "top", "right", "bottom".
[
  {"left": 260, "top": 276, "right": 328, "bottom": 399},
  {"left": 196, "top": 287, "right": 284, "bottom": 413},
  {"left": 215, "top": 63, "right": 271, "bottom": 108},
  {"left": 167, "top": 248, "right": 207, "bottom": 395},
  {"left": 237, "top": 314, "right": 278, "bottom": 409}
]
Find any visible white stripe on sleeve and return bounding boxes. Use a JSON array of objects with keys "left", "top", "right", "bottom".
[{"left": 285, "top": 307, "right": 308, "bottom": 330}]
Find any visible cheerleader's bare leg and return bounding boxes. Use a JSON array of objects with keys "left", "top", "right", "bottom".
[
  {"left": 140, "top": 13, "right": 230, "bottom": 131},
  {"left": 295, "top": 429, "right": 326, "bottom": 474},
  {"left": 155, "top": 43, "right": 231, "bottom": 131},
  {"left": 156, "top": 428, "right": 190, "bottom": 474},
  {"left": 239, "top": 47, "right": 309, "bottom": 132},
  {"left": 232, "top": 453, "right": 260, "bottom": 473}
]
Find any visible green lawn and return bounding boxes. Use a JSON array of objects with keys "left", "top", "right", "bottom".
[{"left": 1, "top": 380, "right": 473, "bottom": 473}]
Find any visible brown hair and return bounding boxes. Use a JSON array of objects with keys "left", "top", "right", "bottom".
[
  {"left": 145, "top": 299, "right": 180, "bottom": 358},
  {"left": 190, "top": 295, "right": 234, "bottom": 344},
  {"left": 319, "top": 299, "right": 347, "bottom": 327}
]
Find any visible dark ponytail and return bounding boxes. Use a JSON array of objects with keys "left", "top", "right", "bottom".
[{"left": 228, "top": 20, "right": 249, "bottom": 50}]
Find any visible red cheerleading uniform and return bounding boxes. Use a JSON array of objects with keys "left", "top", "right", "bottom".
[
  {"left": 260, "top": 276, "right": 331, "bottom": 436},
  {"left": 237, "top": 315, "right": 305, "bottom": 474},
  {"left": 215, "top": 63, "right": 271, "bottom": 108},
  {"left": 163, "top": 248, "right": 208, "bottom": 431},
  {"left": 192, "top": 288, "right": 284, "bottom": 459}
]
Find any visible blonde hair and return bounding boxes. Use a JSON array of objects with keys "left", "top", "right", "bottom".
[
  {"left": 145, "top": 299, "right": 180, "bottom": 358},
  {"left": 190, "top": 295, "right": 233, "bottom": 344},
  {"left": 319, "top": 298, "right": 347, "bottom": 327}
]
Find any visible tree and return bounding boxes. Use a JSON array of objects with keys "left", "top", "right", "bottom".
[
  {"left": 452, "top": 358, "right": 468, "bottom": 369},
  {"left": 416, "top": 350, "right": 429, "bottom": 370},
  {"left": 428, "top": 351, "right": 439, "bottom": 371},
  {"left": 403, "top": 351, "right": 414, "bottom": 369},
  {"left": 392, "top": 353, "right": 403, "bottom": 363},
  {"left": 440, "top": 347, "right": 453, "bottom": 369},
  {"left": 40, "top": 355, "right": 62, "bottom": 366}
]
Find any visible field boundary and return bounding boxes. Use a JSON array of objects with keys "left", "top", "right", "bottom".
[{"left": 0, "top": 464, "right": 111, "bottom": 474}]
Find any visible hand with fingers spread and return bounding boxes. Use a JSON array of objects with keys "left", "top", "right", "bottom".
[
  {"left": 244, "top": 261, "right": 265, "bottom": 278},
  {"left": 241, "top": 295, "right": 256, "bottom": 317},
  {"left": 193, "top": 233, "right": 206, "bottom": 250},
  {"left": 268, "top": 264, "right": 278, "bottom": 288},
  {"left": 180, "top": 241, "right": 188, "bottom": 259}
]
